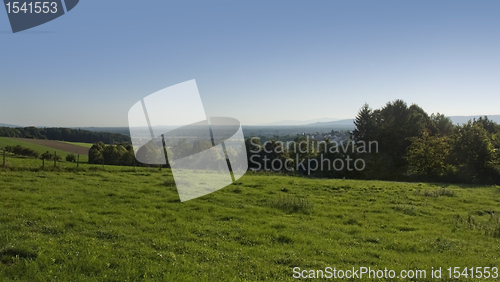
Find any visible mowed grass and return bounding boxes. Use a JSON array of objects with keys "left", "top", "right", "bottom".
[
  {"left": 1, "top": 160, "right": 500, "bottom": 281},
  {"left": 0, "top": 138, "right": 88, "bottom": 163}
]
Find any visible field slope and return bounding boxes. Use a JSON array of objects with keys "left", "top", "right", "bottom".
[
  {"left": 0, "top": 167, "right": 499, "bottom": 281},
  {"left": 60, "top": 141, "right": 94, "bottom": 148},
  {"left": 0, "top": 137, "right": 89, "bottom": 162},
  {"left": 5, "top": 138, "right": 90, "bottom": 155}
]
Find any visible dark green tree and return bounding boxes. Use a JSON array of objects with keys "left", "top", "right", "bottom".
[
  {"left": 450, "top": 122, "right": 498, "bottom": 183},
  {"left": 430, "top": 113, "right": 454, "bottom": 136},
  {"left": 40, "top": 151, "right": 53, "bottom": 168},
  {"left": 66, "top": 154, "right": 76, "bottom": 162},
  {"left": 88, "top": 142, "right": 105, "bottom": 164},
  {"left": 353, "top": 103, "right": 376, "bottom": 142},
  {"left": 473, "top": 116, "right": 500, "bottom": 135},
  {"left": 406, "top": 132, "right": 451, "bottom": 179},
  {"left": 354, "top": 100, "right": 433, "bottom": 179}
]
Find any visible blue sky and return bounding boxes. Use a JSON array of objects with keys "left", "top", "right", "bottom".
[{"left": 1, "top": 0, "right": 499, "bottom": 126}]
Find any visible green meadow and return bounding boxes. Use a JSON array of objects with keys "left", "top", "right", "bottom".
[{"left": 0, "top": 153, "right": 499, "bottom": 281}]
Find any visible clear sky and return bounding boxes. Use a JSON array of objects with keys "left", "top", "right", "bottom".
[{"left": 1, "top": 0, "right": 499, "bottom": 127}]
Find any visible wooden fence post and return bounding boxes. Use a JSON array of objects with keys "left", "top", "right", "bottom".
[
  {"left": 54, "top": 151, "right": 57, "bottom": 168},
  {"left": 2, "top": 149, "right": 5, "bottom": 168},
  {"left": 77, "top": 154, "right": 79, "bottom": 168}
]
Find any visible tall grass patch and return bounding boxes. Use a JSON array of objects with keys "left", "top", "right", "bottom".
[{"left": 272, "top": 195, "right": 313, "bottom": 214}]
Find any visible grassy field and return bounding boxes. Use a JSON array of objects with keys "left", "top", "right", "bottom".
[
  {"left": 0, "top": 155, "right": 500, "bottom": 281},
  {"left": 0, "top": 138, "right": 89, "bottom": 163},
  {"left": 60, "top": 141, "right": 94, "bottom": 148}
]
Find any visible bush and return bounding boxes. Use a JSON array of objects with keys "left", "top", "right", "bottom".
[
  {"left": 89, "top": 142, "right": 136, "bottom": 166},
  {"left": 40, "top": 151, "right": 60, "bottom": 161},
  {"left": 66, "top": 154, "right": 76, "bottom": 162},
  {"left": 5, "top": 145, "right": 39, "bottom": 159}
]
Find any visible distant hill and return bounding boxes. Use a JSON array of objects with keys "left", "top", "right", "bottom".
[
  {"left": 448, "top": 115, "right": 500, "bottom": 124},
  {"left": 0, "top": 123, "right": 20, "bottom": 127},
  {"left": 260, "top": 117, "right": 337, "bottom": 126},
  {"left": 75, "top": 126, "right": 182, "bottom": 137},
  {"left": 303, "top": 115, "right": 500, "bottom": 128},
  {"left": 0, "top": 127, "right": 130, "bottom": 144},
  {"left": 306, "top": 119, "right": 355, "bottom": 127},
  {"left": 74, "top": 127, "right": 131, "bottom": 136}
]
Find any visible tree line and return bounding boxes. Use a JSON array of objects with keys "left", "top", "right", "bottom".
[
  {"left": 3, "top": 144, "right": 68, "bottom": 168},
  {"left": 243, "top": 100, "right": 500, "bottom": 185},
  {"left": 352, "top": 100, "right": 500, "bottom": 184},
  {"left": 88, "top": 142, "right": 136, "bottom": 166},
  {"left": 87, "top": 140, "right": 235, "bottom": 169},
  {"left": 0, "top": 127, "right": 130, "bottom": 144},
  {"left": 4, "top": 145, "right": 40, "bottom": 159}
]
